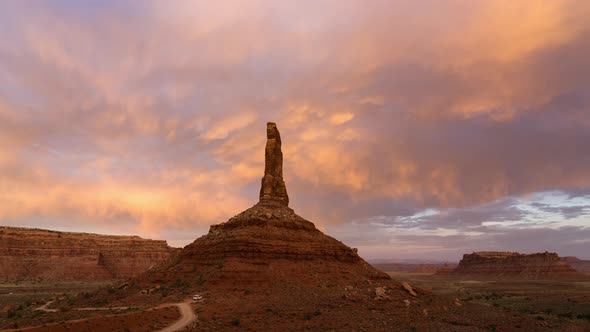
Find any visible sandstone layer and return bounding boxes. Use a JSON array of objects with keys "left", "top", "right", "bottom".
[
  {"left": 441, "top": 251, "right": 584, "bottom": 279},
  {"left": 0, "top": 226, "right": 176, "bottom": 281}
]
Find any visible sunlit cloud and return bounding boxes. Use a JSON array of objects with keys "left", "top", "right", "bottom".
[{"left": 0, "top": 1, "right": 589, "bottom": 258}]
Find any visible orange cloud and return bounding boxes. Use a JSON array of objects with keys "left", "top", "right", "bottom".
[{"left": 0, "top": 0, "right": 589, "bottom": 244}]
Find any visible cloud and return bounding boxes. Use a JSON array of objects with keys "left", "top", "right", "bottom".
[{"left": 0, "top": 1, "right": 589, "bottom": 258}]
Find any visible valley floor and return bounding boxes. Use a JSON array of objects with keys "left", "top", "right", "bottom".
[{"left": 385, "top": 271, "right": 590, "bottom": 327}]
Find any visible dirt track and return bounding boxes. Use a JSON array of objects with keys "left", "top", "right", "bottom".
[
  {"left": 157, "top": 302, "right": 197, "bottom": 332},
  {"left": 2, "top": 300, "right": 195, "bottom": 332}
]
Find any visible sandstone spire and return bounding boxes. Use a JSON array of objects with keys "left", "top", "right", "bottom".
[{"left": 259, "top": 122, "right": 289, "bottom": 206}]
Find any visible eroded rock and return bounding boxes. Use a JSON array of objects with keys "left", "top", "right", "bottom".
[
  {"left": 259, "top": 122, "right": 289, "bottom": 207},
  {"left": 401, "top": 281, "right": 417, "bottom": 297},
  {"left": 142, "top": 122, "right": 390, "bottom": 288},
  {"left": 374, "top": 287, "right": 390, "bottom": 300}
]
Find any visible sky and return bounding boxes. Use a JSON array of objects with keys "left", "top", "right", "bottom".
[{"left": 0, "top": 0, "right": 589, "bottom": 261}]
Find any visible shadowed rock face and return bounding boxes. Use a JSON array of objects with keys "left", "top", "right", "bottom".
[{"left": 259, "top": 122, "right": 289, "bottom": 207}]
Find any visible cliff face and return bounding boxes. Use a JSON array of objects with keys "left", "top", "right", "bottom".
[
  {"left": 0, "top": 226, "right": 176, "bottom": 281},
  {"left": 447, "top": 251, "right": 582, "bottom": 278}
]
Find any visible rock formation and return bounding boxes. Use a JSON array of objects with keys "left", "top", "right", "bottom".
[
  {"left": 440, "top": 251, "right": 584, "bottom": 279},
  {"left": 0, "top": 226, "right": 176, "bottom": 281},
  {"left": 142, "top": 122, "right": 388, "bottom": 287},
  {"left": 561, "top": 256, "right": 590, "bottom": 274},
  {"left": 259, "top": 122, "right": 289, "bottom": 207}
]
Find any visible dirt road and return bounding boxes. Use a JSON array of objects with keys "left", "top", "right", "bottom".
[
  {"left": 157, "top": 302, "right": 197, "bottom": 332},
  {"left": 13, "top": 300, "right": 196, "bottom": 332},
  {"left": 34, "top": 301, "right": 58, "bottom": 313}
]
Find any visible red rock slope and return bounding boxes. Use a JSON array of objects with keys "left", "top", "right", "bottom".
[{"left": 0, "top": 226, "right": 176, "bottom": 281}]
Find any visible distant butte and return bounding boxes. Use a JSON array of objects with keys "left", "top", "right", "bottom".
[{"left": 438, "top": 251, "right": 585, "bottom": 279}]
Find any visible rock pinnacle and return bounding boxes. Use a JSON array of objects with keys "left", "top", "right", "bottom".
[{"left": 259, "top": 122, "right": 289, "bottom": 206}]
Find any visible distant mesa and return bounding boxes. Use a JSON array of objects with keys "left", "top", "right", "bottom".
[
  {"left": 0, "top": 226, "right": 176, "bottom": 281},
  {"left": 437, "top": 251, "right": 586, "bottom": 279},
  {"left": 561, "top": 256, "right": 590, "bottom": 274}
]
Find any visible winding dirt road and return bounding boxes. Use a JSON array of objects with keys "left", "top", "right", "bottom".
[{"left": 156, "top": 302, "right": 197, "bottom": 332}]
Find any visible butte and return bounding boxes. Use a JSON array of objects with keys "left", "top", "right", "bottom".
[{"left": 144, "top": 122, "right": 389, "bottom": 288}]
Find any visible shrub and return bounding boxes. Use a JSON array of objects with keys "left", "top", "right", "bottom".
[
  {"left": 196, "top": 275, "right": 205, "bottom": 286},
  {"left": 558, "top": 312, "right": 573, "bottom": 319},
  {"left": 231, "top": 319, "right": 240, "bottom": 326},
  {"left": 6, "top": 309, "right": 16, "bottom": 319}
]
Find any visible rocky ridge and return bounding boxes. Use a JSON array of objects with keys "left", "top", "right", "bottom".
[{"left": 0, "top": 226, "right": 176, "bottom": 281}]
